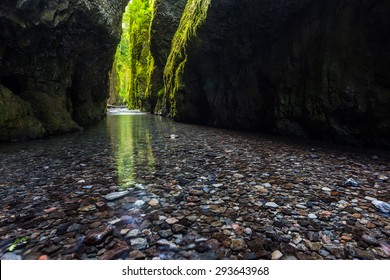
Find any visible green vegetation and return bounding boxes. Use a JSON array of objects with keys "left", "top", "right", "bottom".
[
  {"left": 113, "top": 0, "right": 155, "bottom": 110},
  {"left": 163, "top": 0, "right": 211, "bottom": 116},
  {"left": 113, "top": 0, "right": 211, "bottom": 114},
  {"left": 7, "top": 237, "right": 28, "bottom": 252}
]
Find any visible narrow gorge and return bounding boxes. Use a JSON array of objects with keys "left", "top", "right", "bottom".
[{"left": 0, "top": 0, "right": 389, "bottom": 263}]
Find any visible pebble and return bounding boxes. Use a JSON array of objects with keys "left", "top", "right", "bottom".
[
  {"left": 157, "top": 239, "right": 177, "bottom": 249},
  {"left": 308, "top": 213, "right": 317, "bottom": 219},
  {"left": 166, "top": 217, "right": 179, "bottom": 225},
  {"left": 85, "top": 225, "right": 114, "bottom": 245},
  {"left": 371, "top": 200, "right": 390, "bottom": 214},
  {"left": 1, "top": 112, "right": 389, "bottom": 260},
  {"left": 265, "top": 202, "right": 279, "bottom": 208},
  {"left": 345, "top": 178, "right": 358, "bottom": 187},
  {"left": 130, "top": 238, "right": 148, "bottom": 250},
  {"left": 230, "top": 238, "right": 247, "bottom": 251},
  {"left": 134, "top": 200, "right": 145, "bottom": 207},
  {"left": 262, "top": 183, "right": 272, "bottom": 188},
  {"left": 361, "top": 235, "right": 379, "bottom": 246},
  {"left": 129, "top": 250, "right": 146, "bottom": 259},
  {"left": 148, "top": 198, "right": 159, "bottom": 206},
  {"left": 104, "top": 191, "right": 129, "bottom": 201},
  {"left": 244, "top": 228, "right": 252, "bottom": 235},
  {"left": 126, "top": 229, "right": 140, "bottom": 238},
  {"left": 271, "top": 250, "right": 283, "bottom": 260},
  {"left": 1, "top": 252, "right": 22, "bottom": 260},
  {"left": 98, "top": 241, "right": 130, "bottom": 260}
]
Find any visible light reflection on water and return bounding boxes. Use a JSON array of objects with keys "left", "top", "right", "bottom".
[
  {"left": 107, "top": 108, "right": 147, "bottom": 115},
  {"left": 106, "top": 109, "right": 175, "bottom": 188}
]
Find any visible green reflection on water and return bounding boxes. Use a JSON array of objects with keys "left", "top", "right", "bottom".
[{"left": 107, "top": 114, "right": 155, "bottom": 189}]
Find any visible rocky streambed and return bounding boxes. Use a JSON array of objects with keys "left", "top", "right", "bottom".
[{"left": 0, "top": 112, "right": 389, "bottom": 260}]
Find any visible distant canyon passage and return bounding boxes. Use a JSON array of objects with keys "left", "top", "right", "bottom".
[{"left": 1, "top": 0, "right": 390, "bottom": 147}]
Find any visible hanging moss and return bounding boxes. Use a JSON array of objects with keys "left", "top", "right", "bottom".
[
  {"left": 112, "top": 0, "right": 155, "bottom": 110},
  {"left": 163, "top": 0, "right": 211, "bottom": 116}
]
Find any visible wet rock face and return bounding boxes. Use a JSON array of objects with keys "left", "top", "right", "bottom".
[
  {"left": 149, "top": 0, "right": 187, "bottom": 113},
  {"left": 0, "top": 0, "right": 128, "bottom": 140},
  {"left": 169, "top": 0, "right": 390, "bottom": 147}
]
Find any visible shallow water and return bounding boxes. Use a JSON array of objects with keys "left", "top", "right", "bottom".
[{"left": 0, "top": 109, "right": 389, "bottom": 260}]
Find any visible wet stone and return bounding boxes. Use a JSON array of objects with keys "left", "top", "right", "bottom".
[
  {"left": 361, "top": 235, "right": 379, "bottom": 246},
  {"left": 186, "top": 196, "right": 201, "bottom": 203},
  {"left": 230, "top": 238, "right": 247, "bottom": 251},
  {"left": 98, "top": 241, "right": 130, "bottom": 260},
  {"left": 78, "top": 205, "right": 96, "bottom": 212},
  {"left": 148, "top": 198, "right": 159, "bottom": 206},
  {"left": 271, "top": 250, "right": 283, "bottom": 260},
  {"left": 67, "top": 223, "right": 82, "bottom": 233},
  {"left": 104, "top": 191, "right": 129, "bottom": 201},
  {"left": 210, "top": 205, "right": 227, "bottom": 214},
  {"left": 172, "top": 224, "right": 186, "bottom": 233},
  {"left": 307, "top": 242, "right": 322, "bottom": 251},
  {"left": 129, "top": 250, "right": 146, "bottom": 259},
  {"left": 1, "top": 252, "right": 22, "bottom": 260},
  {"left": 352, "top": 247, "right": 375, "bottom": 260},
  {"left": 189, "top": 189, "right": 204, "bottom": 196},
  {"left": 1, "top": 111, "right": 390, "bottom": 260},
  {"left": 85, "top": 225, "right": 114, "bottom": 245},
  {"left": 159, "top": 229, "right": 173, "bottom": 238},
  {"left": 305, "top": 231, "right": 320, "bottom": 242},
  {"left": 130, "top": 238, "right": 148, "bottom": 250},
  {"left": 126, "top": 229, "right": 140, "bottom": 238}
]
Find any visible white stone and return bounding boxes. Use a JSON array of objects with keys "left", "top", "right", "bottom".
[
  {"left": 104, "top": 191, "right": 129, "bottom": 201},
  {"left": 308, "top": 213, "right": 317, "bottom": 219},
  {"left": 126, "top": 229, "right": 140, "bottom": 238},
  {"left": 271, "top": 250, "right": 283, "bottom": 260},
  {"left": 148, "top": 198, "right": 159, "bottom": 206},
  {"left": 133, "top": 200, "right": 145, "bottom": 207},
  {"left": 265, "top": 202, "right": 279, "bottom": 208}
]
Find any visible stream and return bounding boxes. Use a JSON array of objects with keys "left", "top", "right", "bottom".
[{"left": 0, "top": 109, "right": 389, "bottom": 260}]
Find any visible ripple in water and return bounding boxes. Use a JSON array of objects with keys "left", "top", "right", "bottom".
[{"left": 107, "top": 108, "right": 147, "bottom": 115}]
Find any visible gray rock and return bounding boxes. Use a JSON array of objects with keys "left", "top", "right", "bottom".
[
  {"left": 126, "top": 229, "right": 140, "bottom": 238},
  {"left": 1, "top": 252, "right": 22, "bottom": 260},
  {"left": 130, "top": 238, "right": 148, "bottom": 250},
  {"left": 265, "top": 202, "right": 279, "bottom": 208},
  {"left": 104, "top": 191, "right": 129, "bottom": 201},
  {"left": 361, "top": 235, "right": 379, "bottom": 246},
  {"left": 308, "top": 213, "right": 317, "bottom": 219},
  {"left": 371, "top": 200, "right": 390, "bottom": 214}
]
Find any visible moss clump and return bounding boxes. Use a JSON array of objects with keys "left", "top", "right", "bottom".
[
  {"left": 113, "top": 0, "right": 155, "bottom": 110},
  {"left": 163, "top": 0, "right": 211, "bottom": 116}
]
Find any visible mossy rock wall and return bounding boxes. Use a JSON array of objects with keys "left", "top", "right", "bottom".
[
  {"left": 0, "top": 0, "right": 128, "bottom": 140},
  {"left": 153, "top": 0, "right": 390, "bottom": 147}
]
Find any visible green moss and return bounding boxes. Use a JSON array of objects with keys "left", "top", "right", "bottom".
[
  {"left": 113, "top": 0, "right": 155, "bottom": 110},
  {"left": 163, "top": 0, "right": 211, "bottom": 116}
]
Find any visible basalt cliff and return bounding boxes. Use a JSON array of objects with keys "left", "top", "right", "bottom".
[{"left": 0, "top": 0, "right": 128, "bottom": 140}]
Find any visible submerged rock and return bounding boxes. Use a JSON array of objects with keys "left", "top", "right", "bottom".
[
  {"left": 104, "top": 191, "right": 129, "bottom": 201},
  {"left": 85, "top": 225, "right": 114, "bottom": 245}
]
